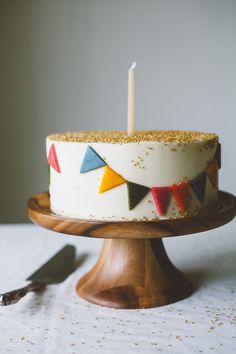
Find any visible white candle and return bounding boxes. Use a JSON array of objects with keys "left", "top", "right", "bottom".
[{"left": 127, "top": 61, "right": 136, "bottom": 136}]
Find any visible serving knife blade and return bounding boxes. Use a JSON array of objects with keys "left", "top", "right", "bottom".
[{"left": 0, "top": 245, "right": 76, "bottom": 306}]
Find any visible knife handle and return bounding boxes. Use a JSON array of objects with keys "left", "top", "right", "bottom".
[{"left": 0, "top": 281, "right": 45, "bottom": 306}]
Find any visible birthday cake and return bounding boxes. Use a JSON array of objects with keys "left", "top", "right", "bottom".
[{"left": 46, "top": 130, "right": 220, "bottom": 221}]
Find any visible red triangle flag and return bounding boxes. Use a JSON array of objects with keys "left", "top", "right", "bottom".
[
  {"left": 171, "top": 181, "right": 189, "bottom": 212},
  {"left": 48, "top": 144, "right": 61, "bottom": 173},
  {"left": 151, "top": 187, "right": 171, "bottom": 215}
]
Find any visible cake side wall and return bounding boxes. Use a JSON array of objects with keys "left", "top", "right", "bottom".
[{"left": 46, "top": 138, "right": 219, "bottom": 221}]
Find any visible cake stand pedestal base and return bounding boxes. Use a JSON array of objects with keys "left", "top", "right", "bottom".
[{"left": 76, "top": 238, "right": 193, "bottom": 309}]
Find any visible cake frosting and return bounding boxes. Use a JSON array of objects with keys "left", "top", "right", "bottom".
[{"left": 46, "top": 130, "right": 220, "bottom": 221}]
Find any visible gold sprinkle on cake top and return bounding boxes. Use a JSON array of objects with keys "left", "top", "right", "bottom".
[{"left": 48, "top": 130, "right": 218, "bottom": 144}]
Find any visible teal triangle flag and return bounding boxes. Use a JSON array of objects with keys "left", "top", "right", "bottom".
[
  {"left": 127, "top": 182, "right": 150, "bottom": 210},
  {"left": 80, "top": 146, "right": 106, "bottom": 173},
  {"left": 190, "top": 172, "right": 207, "bottom": 203}
]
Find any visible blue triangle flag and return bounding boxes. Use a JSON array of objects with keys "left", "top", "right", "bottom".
[
  {"left": 190, "top": 172, "right": 207, "bottom": 203},
  {"left": 80, "top": 146, "right": 106, "bottom": 173}
]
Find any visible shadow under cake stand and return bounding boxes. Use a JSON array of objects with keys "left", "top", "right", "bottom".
[{"left": 28, "top": 191, "right": 236, "bottom": 309}]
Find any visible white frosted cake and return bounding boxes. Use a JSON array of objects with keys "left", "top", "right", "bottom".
[{"left": 46, "top": 130, "right": 220, "bottom": 221}]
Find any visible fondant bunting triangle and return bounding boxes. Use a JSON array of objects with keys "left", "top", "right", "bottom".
[
  {"left": 190, "top": 172, "right": 206, "bottom": 203},
  {"left": 127, "top": 182, "right": 150, "bottom": 210},
  {"left": 171, "top": 181, "right": 189, "bottom": 212},
  {"left": 99, "top": 166, "right": 126, "bottom": 193},
  {"left": 80, "top": 146, "right": 106, "bottom": 173},
  {"left": 46, "top": 162, "right": 50, "bottom": 185},
  {"left": 48, "top": 144, "right": 61, "bottom": 173},
  {"left": 216, "top": 143, "right": 221, "bottom": 169},
  {"left": 207, "top": 159, "right": 218, "bottom": 188},
  {"left": 151, "top": 187, "right": 171, "bottom": 215}
]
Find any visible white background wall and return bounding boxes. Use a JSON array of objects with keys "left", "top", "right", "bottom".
[{"left": 0, "top": 0, "right": 236, "bottom": 222}]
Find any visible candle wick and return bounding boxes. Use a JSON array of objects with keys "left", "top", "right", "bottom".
[{"left": 130, "top": 61, "right": 137, "bottom": 70}]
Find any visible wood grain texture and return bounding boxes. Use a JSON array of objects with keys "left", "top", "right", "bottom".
[
  {"left": 76, "top": 238, "right": 193, "bottom": 309},
  {"left": 27, "top": 190, "right": 236, "bottom": 308},
  {"left": 28, "top": 191, "right": 236, "bottom": 239}
]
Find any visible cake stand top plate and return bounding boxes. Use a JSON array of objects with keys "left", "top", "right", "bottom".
[{"left": 28, "top": 191, "right": 236, "bottom": 239}]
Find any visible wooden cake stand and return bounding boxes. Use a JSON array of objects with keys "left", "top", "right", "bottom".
[{"left": 28, "top": 191, "right": 236, "bottom": 309}]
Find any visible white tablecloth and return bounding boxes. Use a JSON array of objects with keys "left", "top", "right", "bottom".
[{"left": 0, "top": 222, "right": 235, "bottom": 354}]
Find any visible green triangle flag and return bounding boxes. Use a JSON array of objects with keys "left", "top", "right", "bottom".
[
  {"left": 127, "top": 182, "right": 150, "bottom": 210},
  {"left": 46, "top": 161, "right": 50, "bottom": 185},
  {"left": 216, "top": 143, "right": 221, "bottom": 169}
]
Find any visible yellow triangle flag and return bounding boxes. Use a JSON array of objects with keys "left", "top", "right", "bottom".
[
  {"left": 207, "top": 159, "right": 218, "bottom": 188},
  {"left": 99, "top": 166, "right": 126, "bottom": 193}
]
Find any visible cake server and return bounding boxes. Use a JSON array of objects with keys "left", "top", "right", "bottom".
[{"left": 0, "top": 245, "right": 76, "bottom": 306}]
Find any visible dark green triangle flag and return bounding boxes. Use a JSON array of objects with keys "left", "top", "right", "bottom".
[
  {"left": 127, "top": 182, "right": 150, "bottom": 210},
  {"left": 46, "top": 161, "right": 50, "bottom": 185},
  {"left": 190, "top": 172, "right": 207, "bottom": 203},
  {"left": 216, "top": 143, "right": 221, "bottom": 169}
]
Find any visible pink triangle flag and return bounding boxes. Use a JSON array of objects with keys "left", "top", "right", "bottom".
[{"left": 48, "top": 144, "right": 61, "bottom": 173}]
